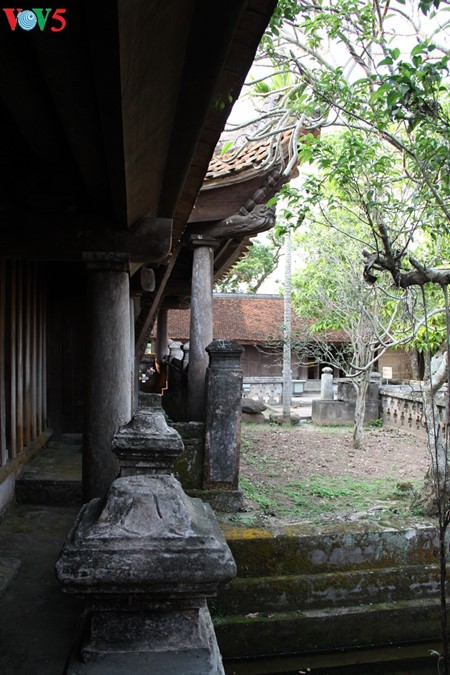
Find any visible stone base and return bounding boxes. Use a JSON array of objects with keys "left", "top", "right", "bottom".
[
  {"left": 312, "top": 399, "right": 380, "bottom": 426},
  {"left": 189, "top": 487, "right": 244, "bottom": 513},
  {"left": 56, "top": 474, "right": 236, "bottom": 674},
  {"left": 66, "top": 603, "right": 224, "bottom": 675}
]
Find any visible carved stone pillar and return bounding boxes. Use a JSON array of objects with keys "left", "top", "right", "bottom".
[
  {"left": 202, "top": 340, "right": 244, "bottom": 511},
  {"left": 187, "top": 235, "right": 217, "bottom": 421},
  {"left": 320, "top": 366, "right": 334, "bottom": 400},
  {"left": 82, "top": 253, "right": 132, "bottom": 501},
  {"left": 56, "top": 393, "right": 236, "bottom": 674}
]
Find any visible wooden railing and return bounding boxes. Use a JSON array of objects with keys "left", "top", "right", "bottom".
[{"left": 0, "top": 261, "right": 47, "bottom": 468}]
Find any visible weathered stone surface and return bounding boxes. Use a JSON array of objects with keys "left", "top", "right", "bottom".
[
  {"left": 190, "top": 487, "right": 245, "bottom": 513},
  {"left": 172, "top": 421, "right": 205, "bottom": 490},
  {"left": 241, "top": 412, "right": 266, "bottom": 425},
  {"left": 66, "top": 603, "right": 225, "bottom": 674},
  {"left": 312, "top": 399, "right": 380, "bottom": 426},
  {"left": 338, "top": 378, "right": 380, "bottom": 403},
  {"left": 204, "top": 341, "right": 244, "bottom": 511},
  {"left": 58, "top": 394, "right": 236, "bottom": 674},
  {"left": 112, "top": 393, "right": 183, "bottom": 475},
  {"left": 188, "top": 242, "right": 215, "bottom": 421},
  {"left": 241, "top": 398, "right": 267, "bottom": 414},
  {"left": 56, "top": 475, "right": 236, "bottom": 592},
  {"left": 212, "top": 522, "right": 442, "bottom": 661},
  {"left": 268, "top": 412, "right": 300, "bottom": 425},
  {"left": 57, "top": 472, "right": 236, "bottom": 673}
]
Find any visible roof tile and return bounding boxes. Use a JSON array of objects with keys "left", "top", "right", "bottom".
[{"left": 166, "top": 295, "right": 346, "bottom": 344}]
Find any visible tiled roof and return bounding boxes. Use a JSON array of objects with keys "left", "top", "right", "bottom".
[
  {"left": 166, "top": 295, "right": 346, "bottom": 344},
  {"left": 204, "top": 127, "right": 320, "bottom": 187},
  {"left": 202, "top": 131, "right": 300, "bottom": 191}
]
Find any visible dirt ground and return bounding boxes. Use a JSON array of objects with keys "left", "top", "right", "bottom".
[
  {"left": 241, "top": 424, "right": 429, "bottom": 481},
  {"left": 237, "top": 424, "right": 432, "bottom": 525}
]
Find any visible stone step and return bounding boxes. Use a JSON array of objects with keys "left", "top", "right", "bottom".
[
  {"left": 210, "top": 564, "right": 440, "bottom": 616},
  {"left": 15, "top": 437, "right": 82, "bottom": 507},
  {"left": 214, "top": 597, "right": 442, "bottom": 659},
  {"left": 223, "top": 640, "right": 441, "bottom": 674},
  {"left": 222, "top": 522, "right": 439, "bottom": 576},
  {"left": 214, "top": 522, "right": 443, "bottom": 659}
]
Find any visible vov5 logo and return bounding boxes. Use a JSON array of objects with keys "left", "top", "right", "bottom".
[{"left": 3, "top": 8, "right": 67, "bottom": 32}]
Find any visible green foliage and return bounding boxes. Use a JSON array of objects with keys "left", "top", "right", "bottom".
[
  {"left": 245, "top": 0, "right": 450, "bottom": 368},
  {"left": 252, "top": 0, "right": 450, "bottom": 248},
  {"left": 214, "top": 231, "right": 283, "bottom": 293}
]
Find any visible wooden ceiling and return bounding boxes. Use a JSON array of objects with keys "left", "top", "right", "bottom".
[
  {"left": 0, "top": 0, "right": 279, "bottom": 351},
  {"left": 0, "top": 0, "right": 277, "bottom": 256}
]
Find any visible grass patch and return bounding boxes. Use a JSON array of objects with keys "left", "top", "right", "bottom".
[
  {"left": 239, "top": 476, "right": 274, "bottom": 511},
  {"left": 240, "top": 474, "right": 422, "bottom": 523}
]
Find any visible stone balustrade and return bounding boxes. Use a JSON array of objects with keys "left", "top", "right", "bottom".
[
  {"left": 243, "top": 377, "right": 306, "bottom": 404},
  {"left": 380, "top": 385, "right": 446, "bottom": 439}
]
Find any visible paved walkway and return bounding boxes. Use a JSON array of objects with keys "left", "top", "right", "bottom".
[{"left": 0, "top": 504, "right": 82, "bottom": 675}]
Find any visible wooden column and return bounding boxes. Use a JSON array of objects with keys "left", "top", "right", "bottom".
[
  {"left": 187, "top": 236, "right": 217, "bottom": 421},
  {"left": 155, "top": 308, "right": 168, "bottom": 365},
  {"left": 83, "top": 253, "right": 132, "bottom": 501}
]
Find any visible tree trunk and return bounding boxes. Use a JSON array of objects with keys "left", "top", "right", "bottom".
[
  {"left": 353, "top": 370, "right": 371, "bottom": 450},
  {"left": 282, "top": 227, "right": 292, "bottom": 424},
  {"left": 409, "top": 347, "right": 421, "bottom": 381},
  {"left": 423, "top": 350, "right": 431, "bottom": 381},
  {"left": 418, "top": 351, "right": 449, "bottom": 515}
]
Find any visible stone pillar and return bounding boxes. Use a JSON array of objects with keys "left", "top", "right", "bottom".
[
  {"left": 82, "top": 253, "right": 132, "bottom": 501},
  {"left": 203, "top": 339, "right": 244, "bottom": 511},
  {"left": 56, "top": 393, "right": 236, "bottom": 674},
  {"left": 188, "top": 236, "right": 217, "bottom": 421},
  {"left": 320, "top": 366, "right": 334, "bottom": 400}
]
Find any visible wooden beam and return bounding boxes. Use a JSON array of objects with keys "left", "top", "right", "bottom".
[{"left": 0, "top": 215, "right": 173, "bottom": 263}]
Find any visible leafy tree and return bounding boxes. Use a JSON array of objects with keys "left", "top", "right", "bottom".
[
  {"left": 291, "top": 212, "right": 410, "bottom": 449},
  {"left": 236, "top": 2, "right": 450, "bottom": 665},
  {"left": 214, "top": 231, "right": 283, "bottom": 293}
]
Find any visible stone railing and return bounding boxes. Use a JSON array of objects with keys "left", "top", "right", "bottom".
[
  {"left": 380, "top": 385, "right": 446, "bottom": 439},
  {"left": 243, "top": 377, "right": 306, "bottom": 404}
]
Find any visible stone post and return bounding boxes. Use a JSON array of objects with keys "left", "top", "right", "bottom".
[
  {"left": 320, "top": 366, "right": 334, "bottom": 400},
  {"left": 203, "top": 339, "right": 244, "bottom": 511},
  {"left": 82, "top": 253, "right": 132, "bottom": 501},
  {"left": 188, "top": 235, "right": 217, "bottom": 421},
  {"left": 56, "top": 393, "right": 236, "bottom": 674}
]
